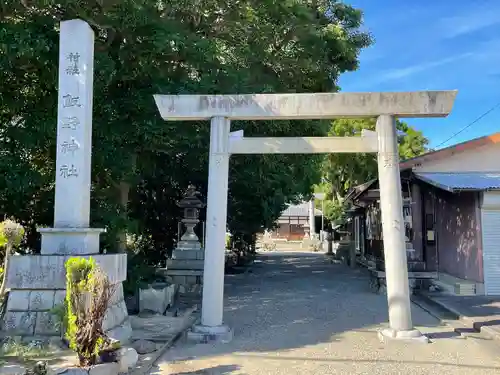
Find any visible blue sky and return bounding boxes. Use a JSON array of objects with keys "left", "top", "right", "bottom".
[{"left": 339, "top": 0, "right": 500, "bottom": 149}]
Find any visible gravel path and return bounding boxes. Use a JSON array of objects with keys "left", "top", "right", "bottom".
[{"left": 151, "top": 252, "right": 500, "bottom": 374}]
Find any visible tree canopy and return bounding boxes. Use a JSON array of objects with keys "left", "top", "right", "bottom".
[
  {"left": 0, "top": 1, "right": 371, "bottom": 262},
  {"left": 318, "top": 118, "right": 429, "bottom": 222}
]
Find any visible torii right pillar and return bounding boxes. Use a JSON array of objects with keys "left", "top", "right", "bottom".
[{"left": 376, "top": 114, "right": 428, "bottom": 343}]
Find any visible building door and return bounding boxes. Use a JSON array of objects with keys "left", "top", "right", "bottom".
[
  {"left": 422, "top": 190, "right": 437, "bottom": 272},
  {"left": 481, "top": 192, "right": 500, "bottom": 295}
]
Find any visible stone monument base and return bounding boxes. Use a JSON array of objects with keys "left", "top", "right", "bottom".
[
  {"left": 186, "top": 324, "right": 233, "bottom": 344},
  {"left": 38, "top": 227, "right": 104, "bottom": 255},
  {"left": 3, "top": 253, "right": 131, "bottom": 343},
  {"left": 163, "top": 246, "right": 205, "bottom": 295},
  {"left": 378, "top": 328, "right": 429, "bottom": 344},
  {"left": 159, "top": 269, "right": 203, "bottom": 295}
]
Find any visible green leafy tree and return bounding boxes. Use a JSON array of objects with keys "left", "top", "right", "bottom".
[
  {"left": 320, "top": 118, "right": 428, "bottom": 221},
  {"left": 0, "top": 1, "right": 371, "bottom": 264}
]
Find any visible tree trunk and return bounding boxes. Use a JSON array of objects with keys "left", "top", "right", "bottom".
[
  {"left": 116, "top": 154, "right": 137, "bottom": 253},
  {"left": 116, "top": 180, "right": 130, "bottom": 253}
]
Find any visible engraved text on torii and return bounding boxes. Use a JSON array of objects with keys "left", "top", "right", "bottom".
[
  {"left": 59, "top": 52, "right": 84, "bottom": 179},
  {"left": 379, "top": 151, "right": 399, "bottom": 168}
]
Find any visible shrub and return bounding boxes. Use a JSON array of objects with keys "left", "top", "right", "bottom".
[
  {"left": 0, "top": 219, "right": 25, "bottom": 248},
  {"left": 0, "top": 220, "right": 25, "bottom": 305},
  {"left": 65, "top": 257, "right": 115, "bottom": 367},
  {"left": 50, "top": 300, "right": 69, "bottom": 338}
]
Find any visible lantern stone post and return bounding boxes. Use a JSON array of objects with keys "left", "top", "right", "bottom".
[{"left": 164, "top": 185, "right": 206, "bottom": 296}]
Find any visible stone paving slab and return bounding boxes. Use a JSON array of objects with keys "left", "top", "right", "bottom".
[{"left": 130, "top": 308, "right": 198, "bottom": 342}]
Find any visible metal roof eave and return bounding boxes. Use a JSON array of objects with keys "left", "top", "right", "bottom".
[
  {"left": 413, "top": 173, "right": 455, "bottom": 192},
  {"left": 414, "top": 173, "right": 500, "bottom": 193}
]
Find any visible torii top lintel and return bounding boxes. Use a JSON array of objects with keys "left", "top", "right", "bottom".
[{"left": 154, "top": 91, "right": 457, "bottom": 121}]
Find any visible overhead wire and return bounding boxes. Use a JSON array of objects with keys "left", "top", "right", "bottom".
[{"left": 433, "top": 101, "right": 500, "bottom": 149}]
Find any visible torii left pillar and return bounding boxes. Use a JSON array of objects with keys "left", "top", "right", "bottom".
[{"left": 187, "top": 116, "right": 234, "bottom": 342}]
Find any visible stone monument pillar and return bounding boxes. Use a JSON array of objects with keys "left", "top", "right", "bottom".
[
  {"left": 165, "top": 185, "right": 205, "bottom": 295},
  {"left": 3, "top": 19, "right": 131, "bottom": 343}
]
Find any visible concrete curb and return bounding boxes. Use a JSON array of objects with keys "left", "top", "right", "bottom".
[{"left": 412, "top": 293, "right": 500, "bottom": 341}]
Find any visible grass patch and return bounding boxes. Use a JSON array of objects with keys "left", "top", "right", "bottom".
[{"left": 0, "top": 337, "right": 74, "bottom": 368}]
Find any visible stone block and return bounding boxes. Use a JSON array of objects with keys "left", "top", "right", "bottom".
[
  {"left": 3, "top": 311, "right": 36, "bottom": 335},
  {"left": 29, "top": 290, "right": 55, "bottom": 311},
  {"left": 109, "top": 283, "right": 124, "bottom": 306},
  {"left": 131, "top": 339, "right": 157, "bottom": 354},
  {"left": 166, "top": 269, "right": 202, "bottom": 276},
  {"left": 90, "top": 254, "right": 127, "bottom": 285},
  {"left": 0, "top": 364, "right": 26, "bottom": 375},
  {"left": 117, "top": 347, "right": 138, "bottom": 372},
  {"left": 6, "top": 291, "right": 30, "bottom": 311},
  {"left": 54, "top": 290, "right": 66, "bottom": 307},
  {"left": 102, "top": 308, "right": 115, "bottom": 332},
  {"left": 139, "top": 284, "right": 175, "bottom": 314},
  {"left": 115, "top": 300, "right": 128, "bottom": 326},
  {"left": 176, "top": 241, "right": 202, "bottom": 251},
  {"left": 39, "top": 227, "right": 104, "bottom": 255},
  {"left": 88, "top": 363, "right": 119, "bottom": 375},
  {"left": 103, "top": 300, "right": 128, "bottom": 331},
  {"left": 166, "top": 259, "right": 204, "bottom": 270},
  {"left": 172, "top": 249, "right": 204, "bottom": 261},
  {"left": 6, "top": 254, "right": 127, "bottom": 289},
  {"left": 34, "top": 311, "right": 60, "bottom": 335},
  {"left": 107, "top": 319, "right": 132, "bottom": 345},
  {"left": 58, "top": 368, "right": 87, "bottom": 375},
  {"left": 6, "top": 256, "right": 66, "bottom": 290}
]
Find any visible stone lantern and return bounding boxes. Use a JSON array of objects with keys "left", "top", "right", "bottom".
[
  {"left": 163, "top": 185, "right": 206, "bottom": 298},
  {"left": 177, "top": 185, "right": 205, "bottom": 249},
  {"left": 301, "top": 221, "right": 311, "bottom": 250}
]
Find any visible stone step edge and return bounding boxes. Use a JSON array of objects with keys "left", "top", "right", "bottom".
[{"left": 411, "top": 292, "right": 500, "bottom": 341}]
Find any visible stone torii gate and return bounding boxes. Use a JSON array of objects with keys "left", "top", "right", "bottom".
[{"left": 154, "top": 91, "right": 457, "bottom": 343}]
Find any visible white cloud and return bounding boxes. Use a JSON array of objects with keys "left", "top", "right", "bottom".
[
  {"left": 439, "top": 7, "right": 500, "bottom": 38},
  {"left": 373, "top": 52, "right": 474, "bottom": 82}
]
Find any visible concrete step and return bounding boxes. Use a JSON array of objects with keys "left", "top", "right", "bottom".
[
  {"left": 412, "top": 293, "right": 500, "bottom": 342},
  {"left": 433, "top": 275, "right": 481, "bottom": 296},
  {"left": 411, "top": 294, "right": 460, "bottom": 320}
]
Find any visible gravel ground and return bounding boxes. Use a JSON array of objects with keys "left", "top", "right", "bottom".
[{"left": 150, "top": 252, "right": 500, "bottom": 375}]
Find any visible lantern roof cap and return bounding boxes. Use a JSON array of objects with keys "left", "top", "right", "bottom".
[{"left": 177, "top": 184, "right": 205, "bottom": 209}]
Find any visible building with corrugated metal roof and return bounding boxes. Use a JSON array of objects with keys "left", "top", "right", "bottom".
[{"left": 347, "top": 132, "right": 500, "bottom": 296}]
